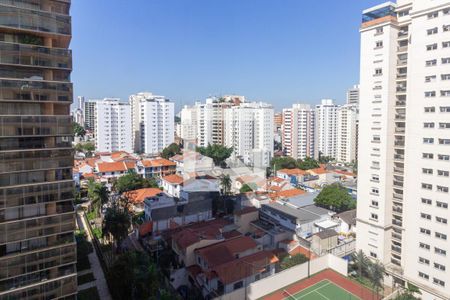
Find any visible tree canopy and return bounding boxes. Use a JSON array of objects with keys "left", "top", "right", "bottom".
[
  {"left": 74, "top": 142, "right": 95, "bottom": 157},
  {"left": 88, "top": 181, "right": 109, "bottom": 215},
  {"left": 73, "top": 122, "right": 86, "bottom": 137},
  {"left": 196, "top": 144, "right": 233, "bottom": 167},
  {"left": 161, "top": 143, "right": 181, "bottom": 159},
  {"left": 297, "top": 157, "right": 320, "bottom": 170},
  {"left": 314, "top": 183, "right": 355, "bottom": 212},
  {"left": 114, "top": 171, "right": 159, "bottom": 194},
  {"left": 240, "top": 184, "right": 253, "bottom": 193},
  {"left": 103, "top": 205, "right": 131, "bottom": 249},
  {"left": 271, "top": 156, "right": 320, "bottom": 171},
  {"left": 220, "top": 174, "right": 232, "bottom": 195},
  {"left": 280, "top": 253, "right": 309, "bottom": 270}
]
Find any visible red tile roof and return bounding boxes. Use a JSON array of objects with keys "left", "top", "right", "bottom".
[
  {"left": 139, "top": 222, "right": 153, "bottom": 236},
  {"left": 289, "top": 245, "right": 316, "bottom": 259},
  {"left": 334, "top": 170, "right": 356, "bottom": 177},
  {"left": 277, "top": 188, "right": 305, "bottom": 198},
  {"left": 97, "top": 161, "right": 129, "bottom": 173},
  {"left": 308, "top": 167, "right": 327, "bottom": 175},
  {"left": 142, "top": 158, "right": 176, "bottom": 168},
  {"left": 162, "top": 174, "right": 184, "bottom": 185},
  {"left": 277, "top": 168, "right": 307, "bottom": 176},
  {"left": 124, "top": 188, "right": 162, "bottom": 204}
]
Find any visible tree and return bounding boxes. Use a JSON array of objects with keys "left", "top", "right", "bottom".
[
  {"left": 74, "top": 143, "right": 84, "bottom": 153},
  {"left": 297, "top": 157, "right": 320, "bottom": 170},
  {"left": 394, "top": 283, "right": 421, "bottom": 300},
  {"left": 174, "top": 116, "right": 181, "bottom": 124},
  {"left": 280, "top": 253, "right": 309, "bottom": 270},
  {"left": 161, "top": 143, "right": 181, "bottom": 159},
  {"left": 103, "top": 205, "right": 131, "bottom": 251},
  {"left": 351, "top": 250, "right": 370, "bottom": 279},
  {"left": 220, "top": 174, "right": 232, "bottom": 195},
  {"left": 318, "top": 155, "right": 334, "bottom": 164},
  {"left": 107, "top": 251, "right": 159, "bottom": 300},
  {"left": 88, "top": 181, "right": 109, "bottom": 216},
  {"left": 73, "top": 122, "right": 86, "bottom": 137},
  {"left": 270, "top": 156, "right": 298, "bottom": 170},
  {"left": 368, "top": 261, "right": 385, "bottom": 299},
  {"left": 114, "top": 171, "right": 158, "bottom": 194},
  {"left": 314, "top": 183, "right": 355, "bottom": 212},
  {"left": 196, "top": 144, "right": 233, "bottom": 167},
  {"left": 240, "top": 184, "right": 253, "bottom": 193}
]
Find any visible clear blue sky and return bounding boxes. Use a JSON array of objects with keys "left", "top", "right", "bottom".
[{"left": 71, "top": 0, "right": 383, "bottom": 111}]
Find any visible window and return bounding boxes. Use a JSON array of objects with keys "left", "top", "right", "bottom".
[
  {"left": 422, "top": 183, "right": 432, "bottom": 190},
  {"left": 419, "top": 257, "right": 430, "bottom": 265},
  {"left": 437, "top": 170, "right": 450, "bottom": 176},
  {"left": 436, "top": 232, "right": 447, "bottom": 240},
  {"left": 437, "top": 185, "right": 449, "bottom": 193},
  {"left": 233, "top": 281, "right": 243, "bottom": 290},
  {"left": 371, "top": 174, "right": 379, "bottom": 182},
  {"left": 444, "top": 25, "right": 450, "bottom": 32},
  {"left": 419, "top": 272, "right": 429, "bottom": 280},
  {"left": 444, "top": 8, "right": 450, "bottom": 15},
  {"left": 442, "top": 74, "right": 450, "bottom": 80},
  {"left": 423, "top": 153, "right": 434, "bottom": 159},
  {"left": 424, "top": 106, "right": 435, "bottom": 113},
  {"left": 438, "top": 154, "right": 450, "bottom": 161},
  {"left": 442, "top": 57, "right": 450, "bottom": 64},
  {"left": 420, "top": 227, "right": 431, "bottom": 235},
  {"left": 441, "top": 90, "right": 450, "bottom": 97},
  {"left": 426, "top": 59, "right": 437, "bottom": 66},
  {"left": 439, "top": 123, "right": 450, "bottom": 129},
  {"left": 427, "top": 28, "right": 438, "bottom": 35},
  {"left": 437, "top": 201, "right": 448, "bottom": 209},
  {"left": 375, "top": 27, "right": 383, "bottom": 34},
  {"left": 433, "top": 278, "right": 445, "bottom": 287},
  {"left": 420, "top": 242, "right": 430, "bottom": 250},
  {"left": 435, "top": 247, "right": 446, "bottom": 256},
  {"left": 375, "top": 41, "right": 383, "bottom": 48},
  {"left": 370, "top": 252, "right": 377, "bottom": 258},
  {"left": 426, "top": 44, "right": 437, "bottom": 51},
  {"left": 443, "top": 41, "right": 450, "bottom": 48},
  {"left": 371, "top": 200, "right": 379, "bottom": 207},
  {"left": 371, "top": 187, "right": 379, "bottom": 194},
  {"left": 428, "top": 11, "right": 438, "bottom": 19},
  {"left": 424, "top": 122, "right": 435, "bottom": 128},
  {"left": 421, "top": 213, "right": 431, "bottom": 220},
  {"left": 425, "top": 75, "right": 436, "bottom": 82},
  {"left": 422, "top": 168, "right": 433, "bottom": 174},
  {"left": 423, "top": 138, "right": 434, "bottom": 144},
  {"left": 398, "top": 10, "right": 410, "bottom": 17},
  {"left": 425, "top": 91, "right": 436, "bottom": 97},
  {"left": 374, "top": 68, "right": 382, "bottom": 76},
  {"left": 370, "top": 213, "right": 378, "bottom": 220},
  {"left": 440, "top": 106, "right": 450, "bottom": 112},
  {"left": 422, "top": 198, "right": 432, "bottom": 205},
  {"left": 436, "top": 216, "right": 447, "bottom": 224},
  {"left": 439, "top": 139, "right": 450, "bottom": 145}
]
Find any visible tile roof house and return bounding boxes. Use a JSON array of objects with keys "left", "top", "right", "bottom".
[
  {"left": 139, "top": 158, "right": 176, "bottom": 178},
  {"left": 95, "top": 161, "right": 137, "bottom": 179},
  {"left": 160, "top": 174, "right": 184, "bottom": 197},
  {"left": 124, "top": 187, "right": 163, "bottom": 211}
]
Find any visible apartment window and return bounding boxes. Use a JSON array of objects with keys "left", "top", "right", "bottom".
[
  {"left": 438, "top": 154, "right": 450, "bottom": 161},
  {"left": 369, "top": 252, "right": 377, "bottom": 258},
  {"left": 371, "top": 200, "right": 379, "bottom": 207},
  {"left": 440, "top": 106, "right": 450, "bottom": 112},
  {"left": 423, "top": 138, "right": 434, "bottom": 144},
  {"left": 424, "top": 106, "right": 435, "bottom": 112},
  {"left": 375, "top": 41, "right": 383, "bottom": 48},
  {"left": 442, "top": 57, "right": 450, "bottom": 64},
  {"left": 439, "top": 139, "right": 450, "bottom": 145},
  {"left": 398, "top": 9, "right": 410, "bottom": 17},
  {"left": 444, "top": 8, "right": 450, "bottom": 15},
  {"left": 422, "top": 168, "right": 433, "bottom": 174},
  {"left": 433, "top": 278, "right": 445, "bottom": 287},
  {"left": 435, "top": 247, "right": 446, "bottom": 256},
  {"left": 441, "top": 90, "right": 450, "bottom": 97},
  {"left": 444, "top": 25, "right": 450, "bottom": 32},
  {"left": 428, "top": 11, "right": 438, "bottom": 19},
  {"left": 442, "top": 74, "right": 450, "bottom": 80},
  {"left": 425, "top": 91, "right": 436, "bottom": 97},
  {"left": 439, "top": 123, "right": 450, "bottom": 129},
  {"left": 374, "top": 68, "right": 382, "bottom": 76},
  {"left": 427, "top": 28, "right": 438, "bottom": 35},
  {"left": 421, "top": 213, "right": 432, "bottom": 220},
  {"left": 419, "top": 272, "right": 429, "bottom": 280},
  {"left": 371, "top": 188, "right": 379, "bottom": 194},
  {"left": 422, "top": 183, "right": 432, "bottom": 190},
  {"left": 420, "top": 227, "right": 431, "bottom": 235},
  {"left": 375, "top": 27, "right": 383, "bottom": 34},
  {"left": 422, "top": 198, "right": 432, "bottom": 205},
  {"left": 435, "top": 232, "right": 447, "bottom": 240},
  {"left": 437, "top": 185, "right": 449, "bottom": 193},
  {"left": 437, "top": 170, "right": 450, "bottom": 176},
  {"left": 370, "top": 213, "right": 378, "bottom": 221},
  {"left": 443, "top": 41, "right": 450, "bottom": 48},
  {"left": 424, "top": 122, "right": 435, "bottom": 128},
  {"left": 436, "top": 216, "right": 448, "bottom": 224},
  {"left": 426, "top": 44, "right": 437, "bottom": 51},
  {"left": 437, "top": 201, "right": 448, "bottom": 209},
  {"left": 419, "top": 257, "right": 430, "bottom": 265},
  {"left": 371, "top": 175, "right": 379, "bottom": 182},
  {"left": 420, "top": 242, "right": 430, "bottom": 250},
  {"left": 426, "top": 59, "right": 437, "bottom": 66},
  {"left": 423, "top": 153, "right": 434, "bottom": 159},
  {"left": 425, "top": 75, "right": 436, "bottom": 82}
]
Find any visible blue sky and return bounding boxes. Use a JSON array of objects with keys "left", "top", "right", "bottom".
[{"left": 71, "top": 0, "right": 383, "bottom": 111}]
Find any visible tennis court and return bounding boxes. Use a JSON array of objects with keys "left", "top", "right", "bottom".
[{"left": 283, "top": 279, "right": 360, "bottom": 300}]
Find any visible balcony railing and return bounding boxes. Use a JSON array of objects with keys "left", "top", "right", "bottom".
[
  {"left": 0, "top": 78, "right": 72, "bottom": 102},
  {"left": 0, "top": 115, "right": 72, "bottom": 137}
]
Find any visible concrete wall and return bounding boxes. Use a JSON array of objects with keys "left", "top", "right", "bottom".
[{"left": 215, "top": 254, "right": 348, "bottom": 300}]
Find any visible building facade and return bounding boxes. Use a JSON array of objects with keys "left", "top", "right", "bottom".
[
  {"left": 196, "top": 98, "right": 233, "bottom": 147},
  {"left": 95, "top": 98, "right": 132, "bottom": 153},
  {"left": 315, "top": 99, "right": 338, "bottom": 159},
  {"left": 0, "top": 0, "right": 77, "bottom": 298},
  {"left": 84, "top": 99, "right": 97, "bottom": 131},
  {"left": 282, "top": 104, "right": 315, "bottom": 160},
  {"left": 180, "top": 104, "right": 197, "bottom": 142},
  {"left": 346, "top": 84, "right": 360, "bottom": 105},
  {"left": 356, "top": 1, "right": 450, "bottom": 299},
  {"left": 336, "top": 104, "right": 359, "bottom": 163}
]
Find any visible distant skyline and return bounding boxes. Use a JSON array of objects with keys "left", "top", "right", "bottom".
[{"left": 71, "top": 0, "right": 383, "bottom": 111}]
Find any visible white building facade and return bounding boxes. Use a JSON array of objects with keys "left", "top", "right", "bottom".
[
  {"left": 282, "top": 104, "right": 315, "bottom": 160},
  {"left": 95, "top": 98, "right": 132, "bottom": 153},
  {"left": 336, "top": 104, "right": 359, "bottom": 163},
  {"left": 347, "top": 84, "right": 360, "bottom": 105},
  {"left": 356, "top": 1, "right": 450, "bottom": 299},
  {"left": 180, "top": 104, "right": 198, "bottom": 142},
  {"left": 84, "top": 99, "right": 97, "bottom": 131},
  {"left": 196, "top": 98, "right": 233, "bottom": 147},
  {"left": 315, "top": 99, "right": 338, "bottom": 159}
]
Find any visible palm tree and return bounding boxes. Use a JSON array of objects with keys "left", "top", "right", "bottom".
[
  {"left": 88, "top": 181, "right": 110, "bottom": 216},
  {"left": 368, "top": 261, "right": 385, "bottom": 299},
  {"left": 220, "top": 174, "right": 232, "bottom": 196},
  {"left": 352, "top": 250, "right": 370, "bottom": 279},
  {"left": 103, "top": 205, "right": 131, "bottom": 253}
]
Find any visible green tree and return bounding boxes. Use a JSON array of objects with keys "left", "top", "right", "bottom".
[
  {"left": 314, "top": 183, "right": 355, "bottom": 212},
  {"left": 220, "top": 174, "right": 232, "bottom": 195},
  {"left": 240, "top": 183, "right": 253, "bottom": 193},
  {"left": 74, "top": 143, "right": 84, "bottom": 153},
  {"left": 161, "top": 143, "right": 181, "bottom": 159},
  {"left": 82, "top": 142, "right": 95, "bottom": 157},
  {"left": 318, "top": 155, "right": 334, "bottom": 164},
  {"left": 394, "top": 283, "right": 421, "bottom": 300},
  {"left": 196, "top": 144, "right": 233, "bottom": 167},
  {"left": 107, "top": 251, "right": 159, "bottom": 300},
  {"left": 297, "top": 156, "right": 320, "bottom": 170},
  {"left": 351, "top": 250, "right": 370, "bottom": 279},
  {"left": 103, "top": 205, "right": 131, "bottom": 251},
  {"left": 174, "top": 116, "right": 181, "bottom": 124},
  {"left": 368, "top": 261, "right": 385, "bottom": 299},
  {"left": 270, "top": 156, "right": 298, "bottom": 170},
  {"left": 88, "top": 181, "right": 109, "bottom": 216},
  {"left": 114, "top": 171, "right": 159, "bottom": 194},
  {"left": 280, "top": 253, "right": 309, "bottom": 270},
  {"left": 73, "top": 122, "right": 86, "bottom": 137}
]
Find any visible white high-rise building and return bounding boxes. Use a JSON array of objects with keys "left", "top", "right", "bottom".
[
  {"left": 336, "top": 104, "right": 359, "bottom": 163},
  {"left": 196, "top": 97, "right": 233, "bottom": 147},
  {"left": 282, "top": 104, "right": 315, "bottom": 160},
  {"left": 357, "top": 1, "right": 450, "bottom": 299},
  {"left": 347, "top": 84, "right": 360, "bottom": 105},
  {"left": 224, "top": 102, "right": 274, "bottom": 167},
  {"left": 180, "top": 104, "right": 198, "bottom": 142},
  {"left": 84, "top": 99, "right": 97, "bottom": 131},
  {"left": 95, "top": 98, "right": 132, "bottom": 153},
  {"left": 129, "top": 92, "right": 174, "bottom": 154},
  {"left": 315, "top": 99, "right": 338, "bottom": 159}
]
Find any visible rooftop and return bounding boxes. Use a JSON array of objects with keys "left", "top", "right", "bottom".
[
  {"left": 162, "top": 174, "right": 184, "bottom": 185},
  {"left": 314, "top": 229, "right": 338, "bottom": 239},
  {"left": 142, "top": 158, "right": 176, "bottom": 168},
  {"left": 262, "top": 202, "right": 331, "bottom": 223},
  {"left": 124, "top": 188, "right": 163, "bottom": 204},
  {"left": 96, "top": 161, "right": 135, "bottom": 173}
]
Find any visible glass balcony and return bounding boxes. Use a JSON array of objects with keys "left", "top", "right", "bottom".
[
  {"left": 0, "top": 41, "right": 72, "bottom": 69},
  {"left": 0, "top": 149, "right": 73, "bottom": 173},
  {"left": 0, "top": 0, "right": 70, "bottom": 15},
  {"left": 0, "top": 5, "right": 71, "bottom": 35},
  {"left": 0, "top": 115, "right": 72, "bottom": 137},
  {"left": 362, "top": 4, "right": 396, "bottom": 23},
  {"left": 0, "top": 79, "right": 72, "bottom": 102}
]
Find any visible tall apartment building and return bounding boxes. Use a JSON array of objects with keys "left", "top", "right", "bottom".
[
  {"left": 356, "top": 1, "right": 450, "bottom": 299},
  {"left": 84, "top": 99, "right": 97, "bottom": 131},
  {"left": 129, "top": 92, "right": 174, "bottom": 154},
  {"left": 315, "top": 99, "right": 338, "bottom": 159},
  {"left": 282, "top": 104, "right": 315, "bottom": 160},
  {"left": 336, "top": 104, "right": 359, "bottom": 163},
  {"left": 0, "top": 1, "right": 77, "bottom": 298},
  {"left": 347, "top": 84, "right": 360, "bottom": 105},
  {"left": 95, "top": 98, "right": 132, "bottom": 153},
  {"left": 224, "top": 102, "right": 274, "bottom": 167},
  {"left": 180, "top": 104, "right": 198, "bottom": 142},
  {"left": 196, "top": 97, "right": 233, "bottom": 147}
]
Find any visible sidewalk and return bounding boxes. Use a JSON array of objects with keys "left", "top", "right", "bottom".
[{"left": 77, "top": 212, "right": 112, "bottom": 300}]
